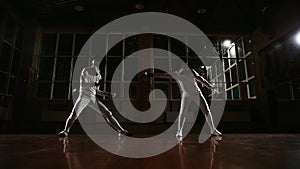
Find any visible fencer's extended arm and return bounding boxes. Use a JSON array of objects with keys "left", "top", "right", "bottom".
[
  {"left": 192, "top": 69, "right": 214, "bottom": 89},
  {"left": 96, "top": 88, "right": 115, "bottom": 98},
  {"left": 195, "top": 76, "right": 214, "bottom": 89},
  {"left": 145, "top": 72, "right": 174, "bottom": 79},
  {"left": 154, "top": 73, "right": 173, "bottom": 79}
]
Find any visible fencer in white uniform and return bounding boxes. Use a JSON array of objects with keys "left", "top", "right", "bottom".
[
  {"left": 146, "top": 63, "right": 222, "bottom": 139},
  {"left": 58, "top": 59, "right": 132, "bottom": 138}
]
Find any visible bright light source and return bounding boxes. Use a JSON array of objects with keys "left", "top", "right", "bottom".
[
  {"left": 201, "top": 66, "right": 205, "bottom": 69},
  {"left": 295, "top": 32, "right": 300, "bottom": 45},
  {"left": 222, "top": 40, "right": 232, "bottom": 48}
]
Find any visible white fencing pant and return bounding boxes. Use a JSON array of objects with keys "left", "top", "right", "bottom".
[
  {"left": 64, "top": 94, "right": 126, "bottom": 133},
  {"left": 177, "top": 91, "right": 216, "bottom": 136}
]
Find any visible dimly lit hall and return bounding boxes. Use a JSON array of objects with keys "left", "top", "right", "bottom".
[{"left": 1, "top": 0, "right": 300, "bottom": 169}]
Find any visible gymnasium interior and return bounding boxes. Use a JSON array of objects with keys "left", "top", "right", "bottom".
[{"left": 1, "top": 0, "right": 300, "bottom": 169}]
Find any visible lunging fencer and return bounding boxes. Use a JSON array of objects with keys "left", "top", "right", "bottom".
[
  {"left": 58, "top": 59, "right": 132, "bottom": 138},
  {"left": 146, "top": 63, "right": 222, "bottom": 140}
]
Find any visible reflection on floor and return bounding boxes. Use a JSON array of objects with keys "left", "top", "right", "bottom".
[{"left": 1, "top": 134, "right": 300, "bottom": 169}]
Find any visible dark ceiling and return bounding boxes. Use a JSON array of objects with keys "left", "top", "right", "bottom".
[{"left": 1, "top": 0, "right": 295, "bottom": 34}]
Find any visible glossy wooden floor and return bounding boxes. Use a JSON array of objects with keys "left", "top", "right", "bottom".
[{"left": 1, "top": 134, "right": 300, "bottom": 169}]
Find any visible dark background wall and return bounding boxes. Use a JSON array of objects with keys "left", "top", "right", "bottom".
[{"left": 1, "top": 0, "right": 300, "bottom": 134}]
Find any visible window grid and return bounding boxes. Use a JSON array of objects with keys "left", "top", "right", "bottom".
[
  {"left": 37, "top": 34, "right": 256, "bottom": 103},
  {"left": 37, "top": 33, "right": 84, "bottom": 100},
  {"left": 275, "top": 80, "right": 300, "bottom": 101},
  {"left": 0, "top": 15, "right": 24, "bottom": 108},
  {"left": 219, "top": 37, "right": 256, "bottom": 100}
]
